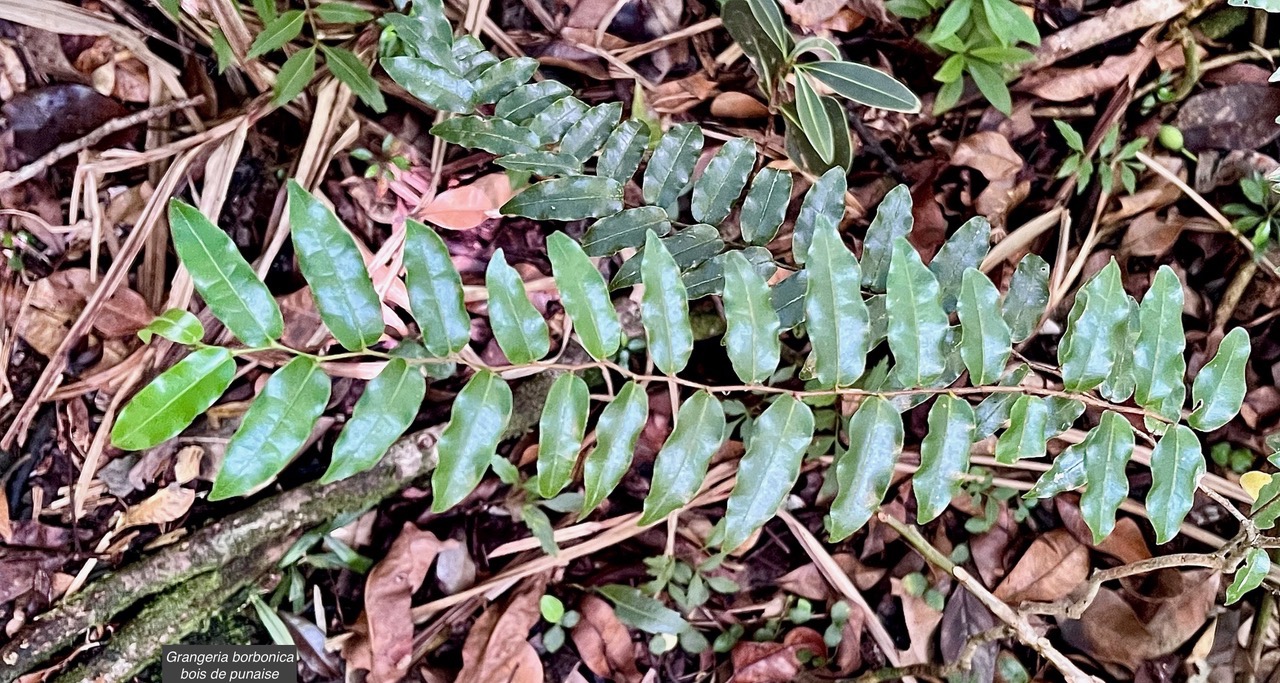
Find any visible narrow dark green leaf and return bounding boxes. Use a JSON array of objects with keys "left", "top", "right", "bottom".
[
  {"left": 973, "top": 364, "right": 1029, "bottom": 439},
  {"left": 828, "top": 396, "right": 903, "bottom": 540},
  {"left": 722, "top": 0, "right": 785, "bottom": 92},
  {"left": 957, "top": 268, "right": 1012, "bottom": 386},
  {"left": 247, "top": 10, "right": 304, "bottom": 60},
  {"left": 722, "top": 250, "right": 781, "bottom": 384},
  {"left": 1001, "top": 254, "right": 1050, "bottom": 342},
  {"left": 743, "top": 0, "right": 793, "bottom": 52},
  {"left": 798, "top": 60, "right": 921, "bottom": 113},
  {"left": 994, "top": 395, "right": 1049, "bottom": 464},
  {"left": 860, "top": 184, "right": 912, "bottom": 290},
  {"left": 486, "top": 248, "right": 550, "bottom": 364},
  {"left": 383, "top": 56, "right": 475, "bottom": 112},
  {"left": 403, "top": 220, "right": 470, "bottom": 357},
  {"left": 639, "top": 391, "right": 726, "bottom": 524},
  {"left": 582, "top": 381, "right": 649, "bottom": 516},
  {"left": 139, "top": 308, "right": 203, "bottom": 345},
  {"left": 582, "top": 207, "right": 671, "bottom": 256},
  {"left": 471, "top": 57, "right": 539, "bottom": 104},
  {"left": 501, "top": 176, "right": 624, "bottom": 220},
  {"left": 740, "top": 168, "right": 792, "bottom": 245},
  {"left": 1226, "top": 548, "right": 1269, "bottom": 604},
  {"left": 792, "top": 167, "right": 846, "bottom": 265},
  {"left": 211, "top": 29, "right": 236, "bottom": 74},
  {"left": 597, "top": 585, "right": 689, "bottom": 634},
  {"left": 597, "top": 120, "right": 650, "bottom": 183},
  {"left": 795, "top": 73, "right": 834, "bottom": 164},
  {"left": 210, "top": 357, "right": 330, "bottom": 500},
  {"left": 319, "top": 45, "right": 385, "bottom": 112},
  {"left": 431, "top": 370, "right": 512, "bottom": 511},
  {"left": 111, "top": 348, "right": 236, "bottom": 451},
  {"left": 1134, "top": 266, "right": 1186, "bottom": 422},
  {"left": 1059, "top": 259, "right": 1129, "bottom": 391},
  {"left": 169, "top": 200, "right": 283, "bottom": 346},
  {"left": 530, "top": 96, "right": 589, "bottom": 144},
  {"left": 967, "top": 60, "right": 1012, "bottom": 115},
  {"left": 692, "top": 138, "right": 756, "bottom": 225},
  {"left": 382, "top": 6, "right": 455, "bottom": 73},
  {"left": 929, "top": 217, "right": 990, "bottom": 312},
  {"left": 323, "top": 358, "right": 425, "bottom": 483},
  {"left": 561, "top": 102, "right": 623, "bottom": 162},
  {"left": 610, "top": 224, "right": 722, "bottom": 290},
  {"left": 1026, "top": 442, "right": 1086, "bottom": 499},
  {"left": 288, "top": 181, "right": 384, "bottom": 350},
  {"left": 430, "top": 115, "right": 538, "bottom": 155},
  {"left": 536, "top": 374, "right": 589, "bottom": 499},
  {"left": 887, "top": 237, "right": 949, "bottom": 387},
  {"left": 1145, "top": 425, "right": 1203, "bottom": 544},
  {"left": 805, "top": 215, "right": 869, "bottom": 387},
  {"left": 1079, "top": 411, "right": 1135, "bottom": 543},
  {"left": 913, "top": 395, "right": 976, "bottom": 523},
  {"left": 494, "top": 151, "right": 582, "bottom": 177},
  {"left": 548, "top": 232, "right": 621, "bottom": 360},
  {"left": 313, "top": 2, "right": 374, "bottom": 23},
  {"left": 495, "top": 81, "right": 572, "bottom": 122},
  {"left": 640, "top": 230, "right": 693, "bottom": 375},
  {"left": 643, "top": 123, "right": 703, "bottom": 212},
  {"left": 1188, "top": 327, "right": 1250, "bottom": 431},
  {"left": 783, "top": 96, "right": 853, "bottom": 175},
  {"left": 723, "top": 395, "right": 814, "bottom": 549},
  {"left": 771, "top": 269, "right": 808, "bottom": 330},
  {"left": 272, "top": 46, "right": 316, "bottom": 106}
]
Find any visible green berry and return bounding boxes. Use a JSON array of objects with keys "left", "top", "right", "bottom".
[{"left": 1158, "top": 125, "right": 1184, "bottom": 151}]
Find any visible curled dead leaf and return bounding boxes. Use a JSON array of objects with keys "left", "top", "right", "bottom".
[
  {"left": 358, "top": 524, "right": 441, "bottom": 683},
  {"left": 951, "top": 132, "right": 1027, "bottom": 227},
  {"left": 1121, "top": 212, "right": 1186, "bottom": 258},
  {"left": 710, "top": 92, "right": 770, "bottom": 119},
  {"left": 571, "top": 594, "right": 642, "bottom": 683},
  {"left": 116, "top": 483, "right": 194, "bottom": 530},
  {"left": 730, "top": 627, "right": 828, "bottom": 683},
  {"left": 992, "top": 529, "right": 1089, "bottom": 604},
  {"left": 456, "top": 575, "right": 548, "bottom": 683}
]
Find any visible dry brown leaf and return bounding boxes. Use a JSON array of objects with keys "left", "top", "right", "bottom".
[
  {"left": 992, "top": 529, "right": 1089, "bottom": 603},
  {"left": 116, "top": 483, "right": 194, "bottom": 530},
  {"left": 775, "top": 553, "right": 885, "bottom": 601},
  {"left": 1173, "top": 83, "right": 1280, "bottom": 152},
  {"left": 951, "top": 132, "right": 1026, "bottom": 227},
  {"left": 434, "top": 538, "right": 476, "bottom": 595},
  {"left": 1019, "top": 46, "right": 1153, "bottom": 102},
  {"left": 571, "top": 594, "right": 642, "bottom": 683},
  {"left": 1056, "top": 498, "right": 1152, "bottom": 564},
  {"left": 940, "top": 588, "right": 997, "bottom": 682},
  {"left": 889, "top": 577, "right": 943, "bottom": 664},
  {"left": 648, "top": 73, "right": 719, "bottom": 115},
  {"left": 456, "top": 575, "right": 547, "bottom": 683},
  {"left": 1121, "top": 212, "right": 1186, "bottom": 258},
  {"left": 778, "top": 0, "right": 865, "bottom": 32},
  {"left": 730, "top": 627, "right": 827, "bottom": 683},
  {"left": 173, "top": 445, "right": 204, "bottom": 485},
  {"left": 417, "top": 173, "right": 513, "bottom": 231},
  {"left": 362, "top": 524, "right": 441, "bottom": 683},
  {"left": 710, "top": 92, "right": 770, "bottom": 119}
]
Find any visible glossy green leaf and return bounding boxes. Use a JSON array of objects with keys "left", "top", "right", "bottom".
[
  {"left": 643, "top": 123, "right": 703, "bottom": 211},
  {"left": 1059, "top": 259, "right": 1129, "bottom": 391},
  {"left": 597, "top": 120, "right": 649, "bottom": 183},
  {"left": 561, "top": 102, "right": 623, "bottom": 162},
  {"left": 639, "top": 391, "right": 726, "bottom": 524},
  {"left": 548, "top": 232, "right": 621, "bottom": 360},
  {"left": 430, "top": 115, "right": 538, "bottom": 155},
  {"left": 169, "top": 200, "right": 283, "bottom": 347},
  {"left": 722, "top": 395, "right": 814, "bottom": 549},
  {"left": 973, "top": 364, "right": 1029, "bottom": 439},
  {"left": 382, "top": 56, "right": 475, "bottom": 112},
  {"left": 501, "top": 176, "right": 624, "bottom": 220},
  {"left": 692, "top": 137, "right": 756, "bottom": 225},
  {"left": 1188, "top": 327, "right": 1250, "bottom": 431},
  {"left": 1001, "top": 254, "right": 1050, "bottom": 342},
  {"left": 1079, "top": 411, "right": 1135, "bottom": 543},
  {"left": 967, "top": 60, "right": 1012, "bottom": 115},
  {"left": 403, "top": 220, "right": 470, "bottom": 357},
  {"left": 1046, "top": 396, "right": 1085, "bottom": 435},
  {"left": 485, "top": 248, "right": 550, "bottom": 364},
  {"left": 860, "top": 184, "right": 912, "bottom": 291},
  {"left": 597, "top": 585, "right": 689, "bottom": 634},
  {"left": 744, "top": 0, "right": 793, "bottom": 51},
  {"left": 139, "top": 308, "right": 203, "bottom": 345},
  {"left": 1145, "top": 425, "right": 1203, "bottom": 544},
  {"left": 887, "top": 237, "right": 949, "bottom": 387},
  {"left": 495, "top": 81, "right": 572, "bottom": 122},
  {"left": 530, "top": 97, "right": 589, "bottom": 145},
  {"left": 640, "top": 230, "right": 693, "bottom": 375},
  {"left": 782, "top": 96, "right": 853, "bottom": 175},
  {"left": 722, "top": 0, "right": 785, "bottom": 92},
  {"left": 805, "top": 215, "right": 869, "bottom": 387},
  {"left": 494, "top": 151, "right": 582, "bottom": 177},
  {"left": 1099, "top": 296, "right": 1139, "bottom": 403},
  {"left": 536, "top": 374, "right": 589, "bottom": 499},
  {"left": 740, "top": 168, "right": 793, "bottom": 245},
  {"left": 722, "top": 250, "right": 781, "bottom": 384},
  {"left": 792, "top": 167, "right": 846, "bottom": 265},
  {"left": 319, "top": 45, "right": 385, "bottom": 112},
  {"left": 111, "top": 347, "right": 236, "bottom": 451},
  {"left": 210, "top": 357, "right": 330, "bottom": 500},
  {"left": 913, "top": 395, "right": 975, "bottom": 523},
  {"left": 287, "top": 181, "right": 384, "bottom": 350},
  {"left": 610, "top": 224, "right": 722, "bottom": 289},
  {"left": 382, "top": 5, "right": 455, "bottom": 73},
  {"left": 929, "top": 217, "right": 990, "bottom": 312},
  {"left": 452, "top": 35, "right": 498, "bottom": 78},
  {"left": 1133, "top": 266, "right": 1186, "bottom": 422},
  {"left": 798, "top": 60, "right": 921, "bottom": 113},
  {"left": 771, "top": 269, "right": 808, "bottom": 330},
  {"left": 313, "top": 2, "right": 374, "bottom": 23},
  {"left": 247, "top": 10, "right": 303, "bottom": 59},
  {"left": 581, "top": 206, "right": 671, "bottom": 256},
  {"left": 957, "top": 268, "right": 1012, "bottom": 386},
  {"left": 323, "top": 359, "right": 426, "bottom": 483},
  {"left": 582, "top": 381, "right": 649, "bottom": 516},
  {"left": 795, "top": 73, "right": 834, "bottom": 164},
  {"left": 472, "top": 57, "right": 539, "bottom": 104},
  {"left": 272, "top": 46, "right": 316, "bottom": 106},
  {"left": 1226, "top": 548, "right": 1269, "bottom": 605},
  {"left": 431, "top": 370, "right": 512, "bottom": 511},
  {"left": 1026, "top": 442, "right": 1086, "bottom": 499},
  {"left": 828, "top": 396, "right": 904, "bottom": 540},
  {"left": 994, "top": 395, "right": 1049, "bottom": 464}
]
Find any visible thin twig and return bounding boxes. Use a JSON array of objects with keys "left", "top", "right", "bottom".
[{"left": 845, "top": 627, "right": 1011, "bottom": 683}]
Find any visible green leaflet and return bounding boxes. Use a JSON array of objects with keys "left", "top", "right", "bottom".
[
  {"left": 168, "top": 200, "right": 283, "bottom": 347},
  {"left": 382, "top": 6, "right": 455, "bottom": 74},
  {"left": 1001, "top": 254, "right": 1050, "bottom": 342},
  {"left": 640, "top": 230, "right": 694, "bottom": 375},
  {"left": 643, "top": 123, "right": 704, "bottom": 212},
  {"left": 431, "top": 370, "right": 513, "bottom": 511},
  {"left": 313, "top": 2, "right": 374, "bottom": 23},
  {"left": 866, "top": 293, "right": 888, "bottom": 347},
  {"left": 319, "top": 45, "right": 385, "bottom": 112},
  {"left": 611, "top": 224, "right": 723, "bottom": 290},
  {"left": 561, "top": 102, "right": 623, "bottom": 162},
  {"left": 273, "top": 46, "right": 316, "bottom": 106},
  {"left": 403, "top": 220, "right": 471, "bottom": 357},
  {"left": 783, "top": 95, "right": 853, "bottom": 175},
  {"left": 597, "top": 585, "right": 690, "bottom": 635},
  {"left": 886, "top": 237, "right": 949, "bottom": 387},
  {"left": 323, "top": 358, "right": 426, "bottom": 483},
  {"left": 860, "top": 184, "right": 913, "bottom": 291},
  {"left": 795, "top": 73, "right": 834, "bottom": 164},
  {"left": 1026, "top": 442, "right": 1086, "bottom": 499},
  {"left": 1059, "top": 259, "right": 1130, "bottom": 392},
  {"left": 581, "top": 207, "right": 671, "bottom": 257},
  {"left": 828, "top": 396, "right": 904, "bottom": 540},
  {"left": 501, "top": 176, "right": 624, "bottom": 221},
  {"left": 581, "top": 381, "right": 649, "bottom": 516},
  {"left": 1188, "top": 327, "right": 1251, "bottom": 431},
  {"left": 771, "top": 269, "right": 808, "bottom": 330},
  {"left": 929, "top": 217, "right": 991, "bottom": 312},
  {"left": 973, "top": 364, "right": 1029, "bottom": 438},
  {"left": 287, "top": 181, "right": 384, "bottom": 350},
  {"left": 495, "top": 81, "right": 572, "bottom": 122},
  {"left": 1226, "top": 548, "right": 1269, "bottom": 605},
  {"left": 430, "top": 115, "right": 539, "bottom": 155},
  {"left": 471, "top": 57, "right": 539, "bottom": 104},
  {"left": 139, "top": 308, "right": 203, "bottom": 345},
  {"left": 805, "top": 215, "right": 869, "bottom": 387},
  {"left": 692, "top": 137, "right": 756, "bottom": 226},
  {"left": 494, "top": 151, "right": 582, "bottom": 177},
  {"left": 530, "top": 96, "right": 589, "bottom": 143},
  {"left": 1046, "top": 396, "right": 1085, "bottom": 435},
  {"left": 792, "top": 167, "right": 846, "bottom": 265},
  {"left": 740, "top": 168, "right": 793, "bottom": 245},
  {"left": 682, "top": 247, "right": 774, "bottom": 300},
  {"left": 797, "top": 61, "right": 922, "bottom": 113},
  {"left": 1134, "top": 267, "right": 1186, "bottom": 422},
  {"left": 597, "top": 120, "right": 649, "bottom": 183},
  {"left": 536, "top": 373, "right": 589, "bottom": 499},
  {"left": 453, "top": 36, "right": 499, "bottom": 78},
  {"left": 382, "top": 56, "right": 475, "bottom": 112},
  {"left": 1079, "top": 411, "right": 1135, "bottom": 543},
  {"left": 247, "top": 10, "right": 303, "bottom": 59},
  {"left": 210, "top": 357, "right": 331, "bottom": 500},
  {"left": 957, "top": 268, "right": 1012, "bottom": 386},
  {"left": 994, "top": 395, "right": 1049, "bottom": 464},
  {"left": 111, "top": 347, "right": 236, "bottom": 451},
  {"left": 640, "top": 391, "right": 726, "bottom": 524},
  {"left": 722, "top": 250, "right": 781, "bottom": 384},
  {"left": 913, "top": 395, "right": 976, "bottom": 523},
  {"left": 1098, "top": 296, "right": 1139, "bottom": 405},
  {"left": 548, "top": 232, "right": 622, "bottom": 360},
  {"left": 485, "top": 249, "right": 550, "bottom": 364},
  {"left": 1146, "top": 425, "right": 1203, "bottom": 544},
  {"left": 723, "top": 0, "right": 785, "bottom": 92},
  {"left": 722, "top": 395, "right": 815, "bottom": 550}
]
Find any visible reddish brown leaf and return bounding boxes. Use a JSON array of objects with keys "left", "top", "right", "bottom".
[
  {"left": 456, "top": 575, "right": 547, "bottom": 683},
  {"left": 730, "top": 627, "right": 827, "bottom": 683},
  {"left": 571, "top": 594, "right": 642, "bottom": 683},
  {"left": 363, "top": 524, "right": 442, "bottom": 683},
  {"left": 417, "top": 174, "right": 513, "bottom": 231},
  {"left": 992, "top": 529, "right": 1089, "bottom": 604},
  {"left": 1121, "top": 213, "right": 1186, "bottom": 259}
]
